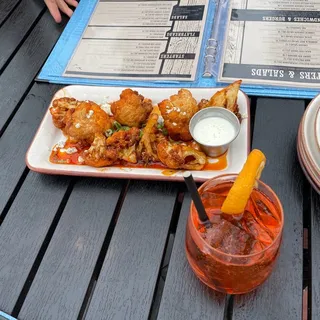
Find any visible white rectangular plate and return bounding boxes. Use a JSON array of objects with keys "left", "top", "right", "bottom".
[{"left": 26, "top": 86, "right": 250, "bottom": 182}]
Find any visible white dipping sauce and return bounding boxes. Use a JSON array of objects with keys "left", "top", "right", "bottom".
[{"left": 193, "top": 117, "right": 236, "bottom": 145}]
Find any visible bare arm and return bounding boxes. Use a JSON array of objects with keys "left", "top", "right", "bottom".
[{"left": 44, "top": 0, "right": 78, "bottom": 23}]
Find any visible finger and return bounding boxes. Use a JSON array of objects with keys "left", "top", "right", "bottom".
[
  {"left": 45, "top": 0, "right": 62, "bottom": 23},
  {"left": 57, "top": 0, "right": 74, "bottom": 18},
  {"left": 65, "top": 0, "right": 78, "bottom": 8}
]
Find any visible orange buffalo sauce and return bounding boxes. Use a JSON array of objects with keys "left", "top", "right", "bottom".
[
  {"left": 50, "top": 142, "right": 228, "bottom": 171},
  {"left": 114, "top": 162, "right": 167, "bottom": 169},
  {"left": 203, "top": 152, "right": 228, "bottom": 171},
  {"left": 50, "top": 140, "right": 89, "bottom": 165}
]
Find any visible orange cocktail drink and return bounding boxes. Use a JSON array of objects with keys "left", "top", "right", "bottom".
[{"left": 185, "top": 150, "right": 284, "bottom": 294}]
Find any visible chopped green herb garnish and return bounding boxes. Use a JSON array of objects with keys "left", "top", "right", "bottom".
[
  {"left": 156, "top": 122, "right": 168, "bottom": 135},
  {"left": 113, "top": 121, "right": 122, "bottom": 131},
  {"left": 104, "top": 129, "right": 114, "bottom": 137},
  {"left": 162, "top": 128, "right": 168, "bottom": 136},
  {"left": 112, "top": 121, "right": 131, "bottom": 132}
]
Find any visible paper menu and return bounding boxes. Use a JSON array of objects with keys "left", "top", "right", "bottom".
[
  {"left": 218, "top": 0, "right": 320, "bottom": 87},
  {"left": 64, "top": 0, "right": 209, "bottom": 81},
  {"left": 38, "top": 0, "right": 320, "bottom": 98}
]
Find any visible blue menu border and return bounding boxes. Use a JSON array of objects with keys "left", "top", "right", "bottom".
[{"left": 38, "top": 0, "right": 320, "bottom": 99}]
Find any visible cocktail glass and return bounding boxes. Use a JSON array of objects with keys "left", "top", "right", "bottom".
[{"left": 185, "top": 174, "right": 284, "bottom": 294}]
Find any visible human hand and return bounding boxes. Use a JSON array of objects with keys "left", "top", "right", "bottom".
[{"left": 45, "top": 0, "right": 78, "bottom": 23}]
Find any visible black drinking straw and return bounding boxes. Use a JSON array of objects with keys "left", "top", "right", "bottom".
[{"left": 183, "top": 171, "right": 209, "bottom": 223}]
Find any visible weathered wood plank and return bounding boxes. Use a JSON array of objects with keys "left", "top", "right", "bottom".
[
  {"left": 0, "top": 0, "right": 45, "bottom": 71},
  {"left": 84, "top": 181, "right": 178, "bottom": 320},
  {"left": 18, "top": 178, "right": 125, "bottom": 320},
  {"left": 157, "top": 193, "right": 226, "bottom": 320},
  {"left": 0, "top": 10, "right": 65, "bottom": 132},
  {"left": 0, "top": 172, "right": 70, "bottom": 314},
  {"left": 311, "top": 190, "right": 320, "bottom": 318},
  {"left": 0, "top": 83, "right": 61, "bottom": 216},
  {"left": 0, "top": 0, "right": 20, "bottom": 26},
  {"left": 233, "top": 98, "right": 305, "bottom": 320}
]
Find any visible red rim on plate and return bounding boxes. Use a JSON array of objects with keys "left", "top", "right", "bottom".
[
  {"left": 314, "top": 105, "right": 320, "bottom": 153},
  {"left": 297, "top": 128, "right": 320, "bottom": 194},
  {"left": 299, "top": 121, "right": 320, "bottom": 182},
  {"left": 300, "top": 97, "right": 320, "bottom": 179}
]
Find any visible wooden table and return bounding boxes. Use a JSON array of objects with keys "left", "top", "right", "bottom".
[{"left": 0, "top": 2, "right": 318, "bottom": 320}]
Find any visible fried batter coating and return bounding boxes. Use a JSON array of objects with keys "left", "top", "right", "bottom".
[
  {"left": 198, "top": 80, "right": 242, "bottom": 119},
  {"left": 50, "top": 97, "right": 79, "bottom": 129},
  {"left": 158, "top": 89, "right": 198, "bottom": 141},
  {"left": 111, "top": 89, "right": 153, "bottom": 127},
  {"left": 83, "top": 128, "right": 140, "bottom": 167},
  {"left": 83, "top": 133, "right": 116, "bottom": 167},
  {"left": 157, "top": 140, "right": 207, "bottom": 170},
  {"left": 137, "top": 106, "right": 161, "bottom": 163},
  {"left": 184, "top": 140, "right": 202, "bottom": 151},
  {"left": 64, "top": 101, "right": 112, "bottom": 143},
  {"left": 198, "top": 98, "right": 210, "bottom": 110},
  {"left": 106, "top": 127, "right": 140, "bottom": 163}
]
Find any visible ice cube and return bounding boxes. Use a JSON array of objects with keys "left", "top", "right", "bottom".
[
  {"left": 201, "top": 191, "right": 226, "bottom": 210},
  {"left": 242, "top": 210, "right": 274, "bottom": 248},
  {"left": 204, "top": 216, "right": 258, "bottom": 256},
  {"left": 256, "top": 198, "right": 281, "bottom": 228}
]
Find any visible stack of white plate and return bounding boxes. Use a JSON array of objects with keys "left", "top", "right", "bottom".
[{"left": 297, "top": 95, "right": 320, "bottom": 193}]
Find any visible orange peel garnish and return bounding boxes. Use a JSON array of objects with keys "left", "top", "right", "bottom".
[{"left": 221, "top": 149, "right": 266, "bottom": 214}]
